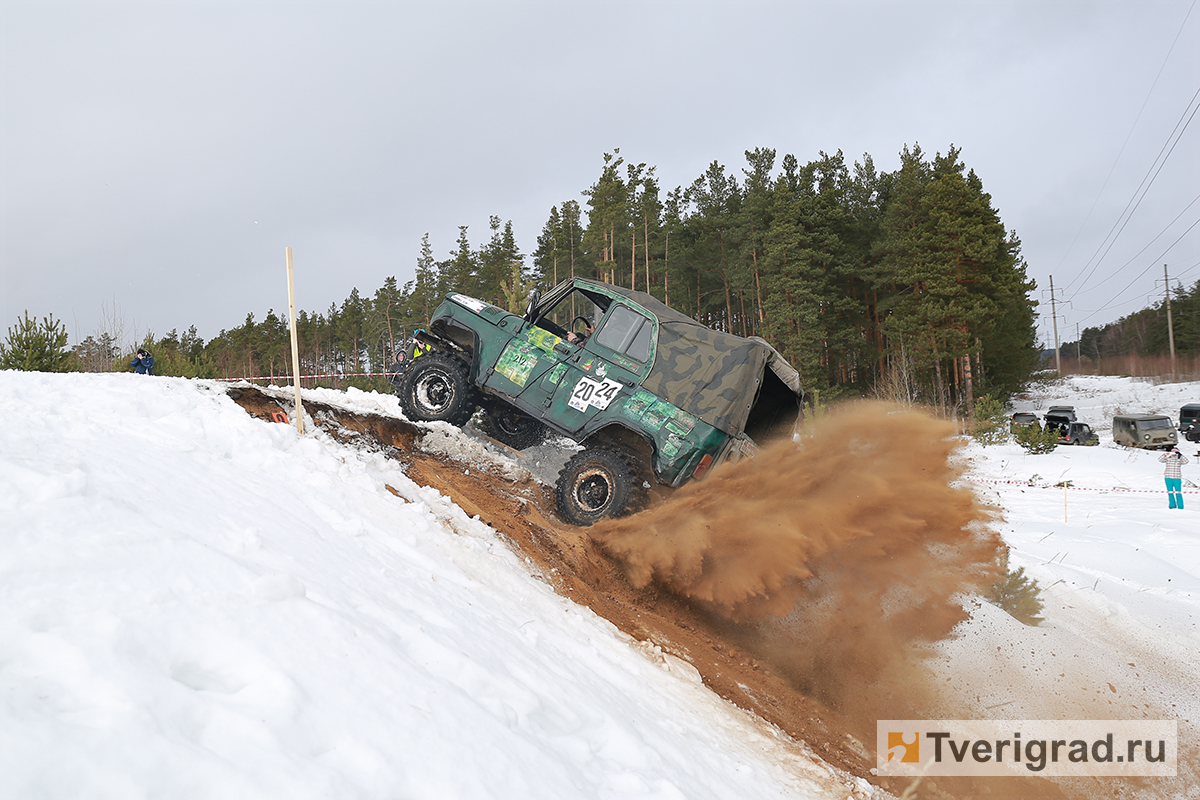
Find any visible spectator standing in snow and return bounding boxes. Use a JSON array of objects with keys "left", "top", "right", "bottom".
[
  {"left": 130, "top": 348, "right": 154, "bottom": 375},
  {"left": 1158, "top": 446, "right": 1189, "bottom": 509}
]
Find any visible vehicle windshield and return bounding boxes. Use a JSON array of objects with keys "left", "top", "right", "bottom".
[{"left": 1136, "top": 418, "right": 1173, "bottom": 430}]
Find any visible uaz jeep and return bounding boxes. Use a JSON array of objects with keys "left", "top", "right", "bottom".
[
  {"left": 1112, "top": 414, "right": 1178, "bottom": 450},
  {"left": 391, "top": 278, "right": 803, "bottom": 525}
]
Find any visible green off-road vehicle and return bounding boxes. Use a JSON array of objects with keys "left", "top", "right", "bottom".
[{"left": 390, "top": 278, "right": 804, "bottom": 525}]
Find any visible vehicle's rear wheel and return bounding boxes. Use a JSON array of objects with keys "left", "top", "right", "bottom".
[
  {"left": 555, "top": 448, "right": 634, "bottom": 526},
  {"left": 478, "top": 403, "right": 547, "bottom": 450},
  {"left": 396, "top": 352, "right": 475, "bottom": 427}
]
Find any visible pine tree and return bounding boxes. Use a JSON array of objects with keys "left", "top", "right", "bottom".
[
  {"left": 338, "top": 289, "right": 367, "bottom": 374},
  {"left": 368, "top": 276, "right": 406, "bottom": 368},
  {"left": 411, "top": 233, "right": 440, "bottom": 326},
  {"left": 761, "top": 153, "right": 829, "bottom": 394},
  {"left": 71, "top": 332, "right": 119, "bottom": 372},
  {"left": 975, "top": 231, "right": 1040, "bottom": 396},
  {"left": 1, "top": 311, "right": 71, "bottom": 372},
  {"left": 533, "top": 205, "right": 564, "bottom": 289},
  {"left": 988, "top": 547, "right": 1044, "bottom": 626},
  {"left": 629, "top": 167, "right": 663, "bottom": 295},
  {"left": 499, "top": 260, "right": 535, "bottom": 315},
  {"left": 440, "top": 226, "right": 479, "bottom": 299},
  {"left": 873, "top": 145, "right": 1032, "bottom": 410},
  {"left": 738, "top": 147, "right": 777, "bottom": 335},
  {"left": 660, "top": 187, "right": 686, "bottom": 311},
  {"left": 142, "top": 328, "right": 216, "bottom": 378},
  {"left": 478, "top": 216, "right": 524, "bottom": 307},
  {"left": 683, "top": 160, "right": 743, "bottom": 333},
  {"left": 583, "top": 150, "right": 628, "bottom": 284}
]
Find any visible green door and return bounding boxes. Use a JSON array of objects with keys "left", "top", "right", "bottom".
[
  {"left": 545, "top": 303, "right": 654, "bottom": 435},
  {"left": 482, "top": 322, "right": 568, "bottom": 411}
]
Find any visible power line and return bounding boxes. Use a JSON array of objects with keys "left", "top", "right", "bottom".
[
  {"left": 1072, "top": 191, "right": 1200, "bottom": 294},
  {"left": 1065, "top": 0, "right": 1195, "bottom": 293},
  {"left": 1066, "top": 83, "right": 1200, "bottom": 297},
  {"left": 1075, "top": 217, "right": 1200, "bottom": 325}
]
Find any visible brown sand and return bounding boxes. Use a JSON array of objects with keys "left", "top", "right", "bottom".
[{"left": 592, "top": 401, "right": 1005, "bottom": 730}]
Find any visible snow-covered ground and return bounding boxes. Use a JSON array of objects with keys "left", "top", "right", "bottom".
[
  {"left": 0, "top": 371, "right": 872, "bottom": 800},
  {"left": 1, "top": 370, "right": 1196, "bottom": 798},
  {"left": 939, "top": 374, "right": 1199, "bottom": 794}
]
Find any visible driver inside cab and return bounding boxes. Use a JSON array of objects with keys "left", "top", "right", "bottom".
[{"left": 566, "top": 319, "right": 593, "bottom": 344}]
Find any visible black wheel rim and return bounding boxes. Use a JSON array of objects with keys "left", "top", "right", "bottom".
[
  {"left": 573, "top": 467, "right": 613, "bottom": 513},
  {"left": 415, "top": 370, "right": 453, "bottom": 413}
]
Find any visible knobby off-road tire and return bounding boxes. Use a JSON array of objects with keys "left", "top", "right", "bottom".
[
  {"left": 478, "top": 403, "right": 547, "bottom": 450},
  {"left": 396, "top": 352, "right": 476, "bottom": 428},
  {"left": 555, "top": 448, "right": 635, "bottom": 526}
]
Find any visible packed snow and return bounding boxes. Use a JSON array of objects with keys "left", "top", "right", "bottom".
[
  {"left": 938, "top": 374, "right": 1199, "bottom": 794},
  {"left": 0, "top": 372, "right": 871, "bottom": 800},
  {"left": 2, "top": 370, "right": 1196, "bottom": 798}
]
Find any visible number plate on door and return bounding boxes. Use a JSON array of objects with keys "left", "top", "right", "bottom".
[{"left": 568, "top": 376, "right": 622, "bottom": 411}]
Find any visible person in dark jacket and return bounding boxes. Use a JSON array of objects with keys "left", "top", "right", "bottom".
[
  {"left": 130, "top": 348, "right": 154, "bottom": 375},
  {"left": 1159, "top": 446, "right": 1189, "bottom": 509}
]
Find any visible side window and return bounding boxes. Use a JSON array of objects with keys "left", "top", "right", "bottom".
[
  {"left": 628, "top": 321, "right": 652, "bottom": 363},
  {"left": 594, "top": 304, "right": 653, "bottom": 363}
]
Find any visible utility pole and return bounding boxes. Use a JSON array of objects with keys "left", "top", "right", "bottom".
[
  {"left": 1048, "top": 274, "right": 1061, "bottom": 375},
  {"left": 1164, "top": 264, "right": 1176, "bottom": 377}
]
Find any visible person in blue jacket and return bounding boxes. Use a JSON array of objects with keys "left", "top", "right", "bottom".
[{"left": 130, "top": 348, "right": 154, "bottom": 375}]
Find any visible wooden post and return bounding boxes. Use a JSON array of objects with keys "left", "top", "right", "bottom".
[{"left": 285, "top": 247, "right": 306, "bottom": 434}]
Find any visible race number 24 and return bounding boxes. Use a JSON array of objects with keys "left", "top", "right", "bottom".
[{"left": 568, "top": 376, "right": 621, "bottom": 411}]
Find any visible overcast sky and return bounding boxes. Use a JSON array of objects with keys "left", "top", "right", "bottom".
[{"left": 2, "top": 1, "right": 1197, "bottom": 353}]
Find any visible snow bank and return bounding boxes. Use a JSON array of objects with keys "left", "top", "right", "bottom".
[{"left": 0, "top": 371, "right": 867, "bottom": 800}]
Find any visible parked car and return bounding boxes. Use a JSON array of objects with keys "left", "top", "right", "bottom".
[
  {"left": 390, "top": 278, "right": 804, "bottom": 525},
  {"left": 1112, "top": 414, "right": 1178, "bottom": 450},
  {"left": 1058, "top": 421, "right": 1099, "bottom": 446},
  {"left": 1010, "top": 412, "right": 1039, "bottom": 429},
  {"left": 1179, "top": 403, "right": 1200, "bottom": 442},
  {"left": 1043, "top": 414, "right": 1072, "bottom": 437}
]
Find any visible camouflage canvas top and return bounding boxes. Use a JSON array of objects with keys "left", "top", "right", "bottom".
[
  {"left": 640, "top": 322, "right": 773, "bottom": 436},
  {"left": 577, "top": 281, "right": 795, "bottom": 437}
]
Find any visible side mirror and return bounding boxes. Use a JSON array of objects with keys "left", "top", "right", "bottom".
[{"left": 524, "top": 289, "right": 541, "bottom": 322}]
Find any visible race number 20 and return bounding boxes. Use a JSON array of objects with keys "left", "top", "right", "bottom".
[{"left": 568, "top": 376, "right": 622, "bottom": 411}]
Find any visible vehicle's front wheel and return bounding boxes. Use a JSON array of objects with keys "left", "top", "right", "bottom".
[
  {"left": 555, "top": 448, "right": 634, "bottom": 526},
  {"left": 396, "top": 352, "right": 475, "bottom": 427},
  {"left": 478, "top": 403, "right": 547, "bottom": 450}
]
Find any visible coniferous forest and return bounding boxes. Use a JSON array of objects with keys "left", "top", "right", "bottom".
[{"left": 14, "top": 144, "right": 1088, "bottom": 414}]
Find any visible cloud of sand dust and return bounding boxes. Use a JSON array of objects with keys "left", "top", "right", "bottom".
[{"left": 591, "top": 400, "right": 1004, "bottom": 721}]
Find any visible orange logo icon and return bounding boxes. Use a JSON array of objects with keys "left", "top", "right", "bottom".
[{"left": 887, "top": 731, "right": 920, "bottom": 763}]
